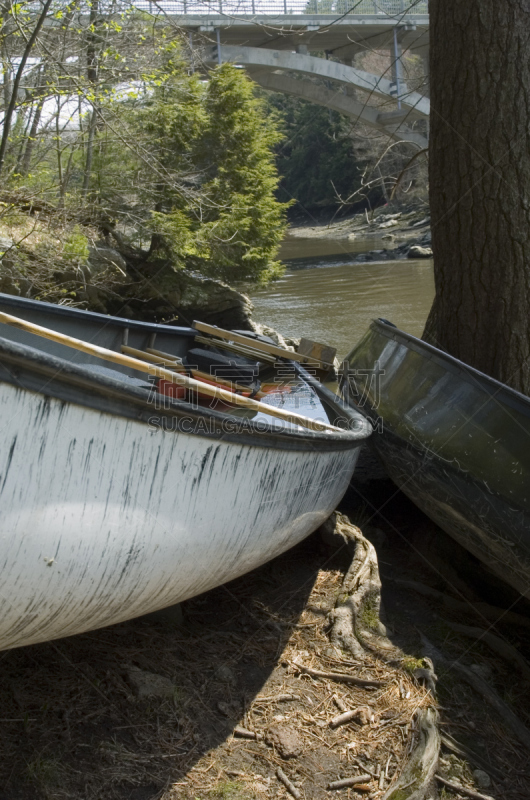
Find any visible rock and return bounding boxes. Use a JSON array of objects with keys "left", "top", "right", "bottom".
[
  {"left": 407, "top": 245, "right": 433, "bottom": 259},
  {"left": 251, "top": 322, "right": 295, "bottom": 351},
  {"left": 0, "top": 236, "right": 15, "bottom": 253},
  {"left": 379, "top": 219, "right": 399, "bottom": 228},
  {"left": 217, "top": 700, "right": 240, "bottom": 718},
  {"left": 88, "top": 244, "right": 128, "bottom": 273},
  {"left": 214, "top": 664, "right": 237, "bottom": 685},
  {"left": 347, "top": 233, "right": 356, "bottom": 240},
  {"left": 473, "top": 769, "right": 491, "bottom": 789},
  {"left": 142, "top": 270, "right": 254, "bottom": 331},
  {"left": 125, "top": 666, "right": 176, "bottom": 699},
  {"left": 267, "top": 724, "right": 304, "bottom": 758},
  {"left": 409, "top": 216, "right": 430, "bottom": 228},
  {"left": 350, "top": 706, "right": 373, "bottom": 725},
  {"left": 381, "top": 233, "right": 395, "bottom": 240}
]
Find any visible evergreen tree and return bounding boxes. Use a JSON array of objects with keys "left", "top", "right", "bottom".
[
  {"left": 193, "top": 65, "right": 289, "bottom": 283},
  {"left": 267, "top": 94, "right": 364, "bottom": 215}
]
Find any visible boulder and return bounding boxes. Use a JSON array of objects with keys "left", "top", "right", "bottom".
[
  {"left": 0, "top": 236, "right": 15, "bottom": 253},
  {"left": 407, "top": 245, "right": 433, "bottom": 259},
  {"left": 136, "top": 268, "right": 255, "bottom": 330},
  {"left": 125, "top": 665, "right": 176, "bottom": 699},
  {"left": 88, "top": 244, "right": 128, "bottom": 274}
]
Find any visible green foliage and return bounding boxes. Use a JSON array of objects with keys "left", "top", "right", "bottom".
[
  {"left": 266, "top": 93, "right": 365, "bottom": 212},
  {"left": 62, "top": 225, "right": 89, "bottom": 262},
  {"left": 194, "top": 65, "right": 289, "bottom": 283},
  {"left": 136, "top": 59, "right": 289, "bottom": 283},
  {"left": 401, "top": 656, "right": 426, "bottom": 673},
  {"left": 208, "top": 780, "right": 256, "bottom": 799},
  {"left": 1, "top": 23, "right": 290, "bottom": 291}
]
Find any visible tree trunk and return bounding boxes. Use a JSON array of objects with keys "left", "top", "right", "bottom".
[
  {"left": 20, "top": 96, "right": 44, "bottom": 176},
  {"left": 0, "top": 0, "right": 53, "bottom": 176},
  {"left": 82, "top": 0, "right": 100, "bottom": 199},
  {"left": 425, "top": 1, "right": 530, "bottom": 395}
]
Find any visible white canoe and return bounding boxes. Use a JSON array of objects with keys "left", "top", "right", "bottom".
[{"left": 0, "top": 293, "right": 371, "bottom": 650}]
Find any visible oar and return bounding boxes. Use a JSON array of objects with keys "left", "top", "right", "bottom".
[
  {"left": 193, "top": 320, "right": 334, "bottom": 370},
  {"left": 121, "top": 344, "right": 266, "bottom": 399},
  {"left": 0, "top": 311, "right": 341, "bottom": 433}
]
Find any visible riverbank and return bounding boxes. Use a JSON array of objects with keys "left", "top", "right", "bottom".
[
  {"left": 2, "top": 456, "right": 529, "bottom": 800},
  {"left": 286, "top": 206, "right": 432, "bottom": 265}
]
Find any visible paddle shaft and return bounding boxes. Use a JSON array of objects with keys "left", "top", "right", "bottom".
[
  {"left": 193, "top": 320, "right": 333, "bottom": 370},
  {"left": 122, "top": 344, "right": 265, "bottom": 399},
  {"left": 0, "top": 312, "right": 340, "bottom": 433}
]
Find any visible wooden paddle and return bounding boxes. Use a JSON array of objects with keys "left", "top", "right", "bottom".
[
  {"left": 121, "top": 344, "right": 266, "bottom": 399},
  {"left": 0, "top": 311, "right": 341, "bottom": 433},
  {"left": 193, "top": 320, "right": 334, "bottom": 370}
]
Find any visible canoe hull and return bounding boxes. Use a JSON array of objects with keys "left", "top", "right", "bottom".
[
  {"left": 346, "top": 321, "right": 530, "bottom": 599},
  {"left": 0, "top": 379, "right": 361, "bottom": 650}
]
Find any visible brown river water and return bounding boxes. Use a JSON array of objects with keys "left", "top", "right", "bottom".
[{"left": 249, "top": 235, "right": 435, "bottom": 360}]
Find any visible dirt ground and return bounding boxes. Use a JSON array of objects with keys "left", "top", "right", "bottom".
[{"left": 1, "top": 447, "right": 530, "bottom": 800}]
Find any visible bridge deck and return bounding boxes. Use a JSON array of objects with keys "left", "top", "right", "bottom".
[{"left": 180, "top": 14, "right": 428, "bottom": 52}]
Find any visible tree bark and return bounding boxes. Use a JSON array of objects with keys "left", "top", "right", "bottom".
[
  {"left": 0, "top": 0, "right": 53, "bottom": 176},
  {"left": 82, "top": 0, "right": 100, "bottom": 199},
  {"left": 425, "top": 1, "right": 530, "bottom": 395}
]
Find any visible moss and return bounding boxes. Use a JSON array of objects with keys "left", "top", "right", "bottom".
[
  {"left": 359, "top": 597, "right": 380, "bottom": 631},
  {"left": 25, "top": 755, "right": 63, "bottom": 789},
  {"left": 401, "top": 656, "right": 426, "bottom": 673},
  {"left": 209, "top": 780, "right": 256, "bottom": 799},
  {"left": 387, "top": 783, "right": 419, "bottom": 800},
  {"left": 386, "top": 763, "right": 425, "bottom": 799}
]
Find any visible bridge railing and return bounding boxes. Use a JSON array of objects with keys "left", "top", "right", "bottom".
[{"left": 131, "top": 0, "right": 428, "bottom": 17}]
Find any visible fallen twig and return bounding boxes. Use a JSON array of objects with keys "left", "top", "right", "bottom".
[
  {"left": 329, "top": 707, "right": 372, "bottom": 729},
  {"left": 233, "top": 725, "right": 263, "bottom": 741},
  {"left": 332, "top": 693, "right": 348, "bottom": 712},
  {"left": 436, "top": 774, "right": 495, "bottom": 800},
  {"left": 256, "top": 693, "right": 300, "bottom": 703},
  {"left": 276, "top": 767, "right": 301, "bottom": 799},
  {"left": 329, "top": 709, "right": 360, "bottom": 729},
  {"left": 292, "top": 663, "right": 384, "bottom": 688},
  {"left": 328, "top": 775, "right": 372, "bottom": 790}
]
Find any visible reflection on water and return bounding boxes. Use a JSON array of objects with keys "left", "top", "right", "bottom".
[
  {"left": 250, "top": 256, "right": 435, "bottom": 360},
  {"left": 279, "top": 233, "right": 398, "bottom": 262}
]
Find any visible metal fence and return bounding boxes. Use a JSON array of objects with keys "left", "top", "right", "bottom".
[{"left": 131, "top": 0, "right": 428, "bottom": 17}]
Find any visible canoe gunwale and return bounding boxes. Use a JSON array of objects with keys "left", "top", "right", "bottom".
[
  {"left": 370, "top": 319, "right": 530, "bottom": 418},
  {"left": 0, "top": 337, "right": 371, "bottom": 452},
  {"left": 0, "top": 291, "right": 198, "bottom": 338},
  {"left": 347, "top": 320, "right": 530, "bottom": 598}
]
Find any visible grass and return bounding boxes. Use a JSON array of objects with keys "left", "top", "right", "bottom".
[{"left": 208, "top": 781, "right": 255, "bottom": 799}]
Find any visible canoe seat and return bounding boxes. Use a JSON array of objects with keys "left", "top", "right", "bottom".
[{"left": 184, "top": 347, "right": 260, "bottom": 387}]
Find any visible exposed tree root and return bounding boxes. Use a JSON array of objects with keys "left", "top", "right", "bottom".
[
  {"left": 445, "top": 620, "right": 530, "bottom": 680},
  {"left": 321, "top": 514, "right": 441, "bottom": 799},
  {"left": 322, "top": 513, "right": 400, "bottom": 659},
  {"left": 383, "top": 708, "right": 440, "bottom": 800},
  {"left": 422, "top": 635, "right": 530, "bottom": 751},
  {"left": 392, "top": 578, "right": 530, "bottom": 629}
]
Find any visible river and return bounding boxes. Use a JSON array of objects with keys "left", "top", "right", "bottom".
[{"left": 249, "top": 235, "right": 435, "bottom": 359}]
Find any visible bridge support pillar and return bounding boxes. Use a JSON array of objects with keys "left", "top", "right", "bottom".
[{"left": 390, "top": 27, "right": 404, "bottom": 110}]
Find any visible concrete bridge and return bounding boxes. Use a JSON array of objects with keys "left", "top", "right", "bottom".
[{"left": 145, "top": 1, "right": 430, "bottom": 148}]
